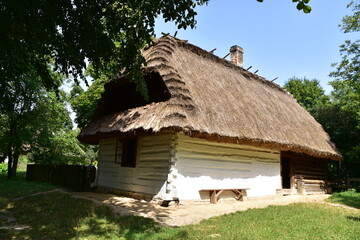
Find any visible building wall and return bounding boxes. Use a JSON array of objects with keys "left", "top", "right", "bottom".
[
  {"left": 97, "top": 133, "right": 172, "bottom": 198},
  {"left": 282, "top": 152, "right": 329, "bottom": 194},
  {"left": 175, "top": 133, "right": 281, "bottom": 200}
]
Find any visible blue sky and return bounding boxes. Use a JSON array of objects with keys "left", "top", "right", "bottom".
[{"left": 154, "top": 0, "right": 354, "bottom": 93}]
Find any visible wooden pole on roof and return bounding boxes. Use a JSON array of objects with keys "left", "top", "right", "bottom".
[
  {"left": 222, "top": 53, "right": 230, "bottom": 59},
  {"left": 209, "top": 48, "right": 217, "bottom": 53}
]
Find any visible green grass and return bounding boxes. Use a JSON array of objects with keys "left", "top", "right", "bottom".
[
  {"left": 0, "top": 169, "right": 56, "bottom": 209},
  {"left": 2, "top": 192, "right": 160, "bottom": 240},
  {"left": 328, "top": 189, "right": 360, "bottom": 209},
  {"left": 1, "top": 193, "right": 359, "bottom": 240},
  {"left": 1, "top": 172, "right": 359, "bottom": 240}
]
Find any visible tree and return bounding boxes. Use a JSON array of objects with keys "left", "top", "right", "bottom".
[
  {"left": 327, "top": 1, "right": 360, "bottom": 178},
  {"left": 0, "top": 0, "right": 209, "bottom": 97},
  {"left": 69, "top": 66, "right": 108, "bottom": 129},
  {"left": 314, "top": 105, "right": 359, "bottom": 178},
  {"left": 0, "top": 71, "right": 45, "bottom": 179},
  {"left": 1, "top": 0, "right": 313, "bottom": 99},
  {"left": 283, "top": 77, "right": 330, "bottom": 114},
  {"left": 0, "top": 68, "right": 92, "bottom": 178},
  {"left": 24, "top": 91, "right": 84, "bottom": 166},
  {"left": 283, "top": 77, "right": 359, "bottom": 178},
  {"left": 330, "top": 1, "right": 360, "bottom": 128},
  {"left": 257, "top": 0, "right": 312, "bottom": 13},
  {"left": 29, "top": 129, "right": 89, "bottom": 166}
]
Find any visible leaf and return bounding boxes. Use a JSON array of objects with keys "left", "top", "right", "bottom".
[
  {"left": 296, "top": 2, "right": 304, "bottom": 11},
  {"left": 303, "top": 5, "right": 312, "bottom": 13}
]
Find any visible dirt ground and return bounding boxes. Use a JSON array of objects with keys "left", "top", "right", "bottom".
[{"left": 72, "top": 192, "right": 330, "bottom": 226}]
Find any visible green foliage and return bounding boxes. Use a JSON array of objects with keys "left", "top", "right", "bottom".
[
  {"left": 330, "top": 1, "right": 360, "bottom": 126},
  {"left": 24, "top": 91, "right": 95, "bottom": 165},
  {"left": 283, "top": 76, "right": 359, "bottom": 178},
  {"left": 283, "top": 77, "right": 330, "bottom": 113},
  {"left": 0, "top": 69, "right": 47, "bottom": 178},
  {"left": 29, "top": 129, "right": 89, "bottom": 165},
  {"left": 314, "top": 104, "right": 360, "bottom": 178},
  {"left": 0, "top": 0, "right": 209, "bottom": 96},
  {"left": 0, "top": 163, "right": 7, "bottom": 173},
  {"left": 0, "top": 68, "right": 92, "bottom": 176},
  {"left": 326, "top": 1, "right": 360, "bottom": 178},
  {"left": 1, "top": 0, "right": 315, "bottom": 100},
  {"left": 341, "top": 1, "right": 360, "bottom": 33},
  {"left": 257, "top": 0, "right": 311, "bottom": 13},
  {"left": 70, "top": 65, "right": 108, "bottom": 129},
  {"left": 283, "top": 2, "right": 360, "bottom": 179},
  {"left": 328, "top": 189, "right": 360, "bottom": 209},
  {"left": 83, "top": 144, "right": 99, "bottom": 165}
]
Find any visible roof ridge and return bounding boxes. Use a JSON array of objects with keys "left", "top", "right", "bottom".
[{"left": 159, "top": 35, "right": 287, "bottom": 94}]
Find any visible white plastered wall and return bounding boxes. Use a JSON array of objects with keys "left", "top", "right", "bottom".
[{"left": 175, "top": 133, "right": 281, "bottom": 200}]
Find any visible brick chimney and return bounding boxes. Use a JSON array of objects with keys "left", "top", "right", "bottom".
[{"left": 230, "top": 45, "right": 243, "bottom": 67}]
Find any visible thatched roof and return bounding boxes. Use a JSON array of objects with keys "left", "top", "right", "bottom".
[{"left": 78, "top": 36, "right": 341, "bottom": 161}]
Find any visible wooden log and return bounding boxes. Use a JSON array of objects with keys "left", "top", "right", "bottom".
[
  {"left": 297, "top": 179, "right": 305, "bottom": 195},
  {"left": 210, "top": 190, "right": 217, "bottom": 204},
  {"left": 209, "top": 190, "right": 224, "bottom": 204}
]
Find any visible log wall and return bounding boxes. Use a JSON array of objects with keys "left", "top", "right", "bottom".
[
  {"left": 97, "top": 133, "right": 172, "bottom": 198},
  {"left": 283, "top": 152, "right": 328, "bottom": 194}
]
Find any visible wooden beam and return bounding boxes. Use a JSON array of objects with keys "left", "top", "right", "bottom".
[
  {"left": 290, "top": 158, "right": 295, "bottom": 189},
  {"left": 297, "top": 179, "right": 305, "bottom": 195}
]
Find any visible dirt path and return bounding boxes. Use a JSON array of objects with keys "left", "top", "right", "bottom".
[{"left": 72, "top": 192, "right": 331, "bottom": 226}]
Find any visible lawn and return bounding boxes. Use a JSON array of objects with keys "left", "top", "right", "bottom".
[
  {"left": 1, "top": 171, "right": 360, "bottom": 240},
  {"left": 0, "top": 168, "right": 55, "bottom": 209},
  {"left": 327, "top": 189, "right": 360, "bottom": 209}
]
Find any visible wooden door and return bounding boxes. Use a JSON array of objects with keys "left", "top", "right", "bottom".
[{"left": 281, "top": 157, "right": 291, "bottom": 189}]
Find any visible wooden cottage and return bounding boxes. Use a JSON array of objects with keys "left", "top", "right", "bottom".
[{"left": 78, "top": 36, "right": 341, "bottom": 202}]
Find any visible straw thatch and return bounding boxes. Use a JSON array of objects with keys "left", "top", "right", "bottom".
[{"left": 78, "top": 36, "right": 341, "bottom": 161}]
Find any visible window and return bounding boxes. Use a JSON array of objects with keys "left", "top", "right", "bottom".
[{"left": 115, "top": 138, "right": 137, "bottom": 167}]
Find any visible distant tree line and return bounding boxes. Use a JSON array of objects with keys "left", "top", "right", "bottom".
[
  {"left": 284, "top": 2, "right": 359, "bottom": 179},
  {"left": 284, "top": 77, "right": 359, "bottom": 179}
]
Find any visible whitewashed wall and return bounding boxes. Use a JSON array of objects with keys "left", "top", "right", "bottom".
[
  {"left": 175, "top": 133, "right": 281, "bottom": 200},
  {"left": 97, "top": 133, "right": 172, "bottom": 198}
]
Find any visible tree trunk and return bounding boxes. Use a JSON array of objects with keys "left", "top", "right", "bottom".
[
  {"left": 7, "top": 147, "right": 13, "bottom": 180},
  {"left": 11, "top": 153, "right": 19, "bottom": 177}
]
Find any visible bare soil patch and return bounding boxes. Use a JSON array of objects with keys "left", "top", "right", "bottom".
[{"left": 72, "top": 192, "right": 330, "bottom": 226}]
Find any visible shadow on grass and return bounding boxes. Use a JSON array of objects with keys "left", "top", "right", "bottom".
[
  {"left": 0, "top": 170, "right": 55, "bottom": 202},
  {"left": 0, "top": 192, "right": 189, "bottom": 240},
  {"left": 347, "top": 216, "right": 360, "bottom": 222},
  {"left": 329, "top": 190, "right": 360, "bottom": 209},
  {"left": 0, "top": 171, "right": 191, "bottom": 239}
]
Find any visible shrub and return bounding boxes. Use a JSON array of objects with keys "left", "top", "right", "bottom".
[{"left": 0, "top": 162, "right": 7, "bottom": 173}]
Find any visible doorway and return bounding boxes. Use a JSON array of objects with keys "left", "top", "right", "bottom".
[{"left": 281, "top": 157, "right": 291, "bottom": 189}]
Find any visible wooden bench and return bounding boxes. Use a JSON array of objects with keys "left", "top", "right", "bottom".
[{"left": 200, "top": 188, "right": 249, "bottom": 204}]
